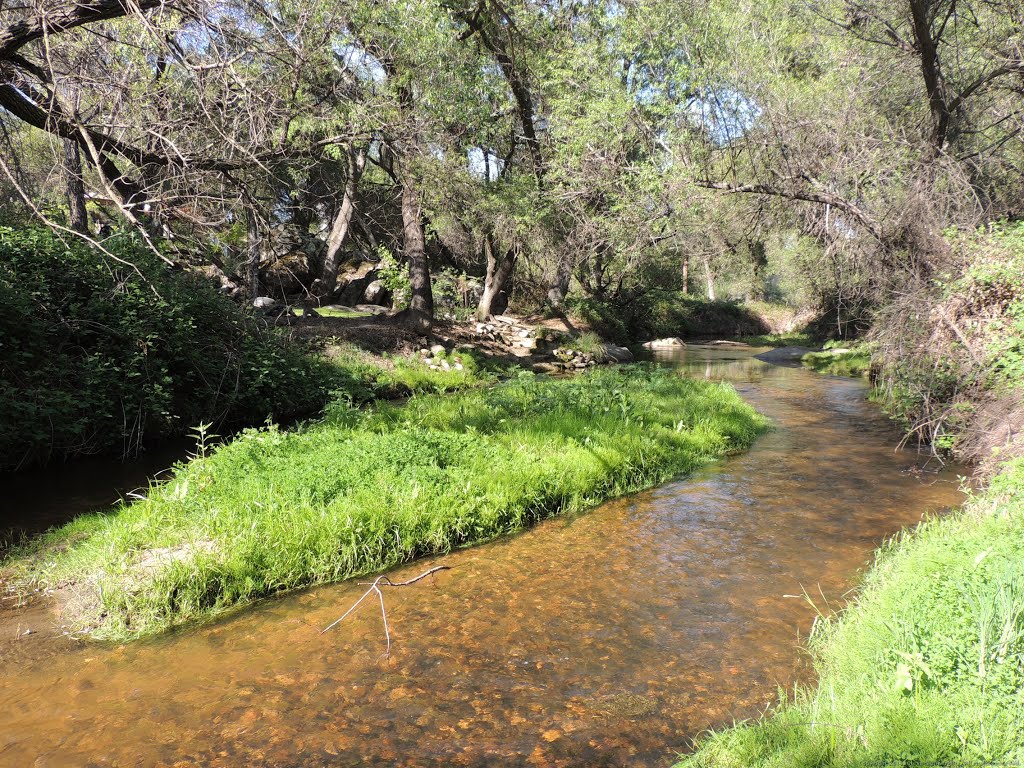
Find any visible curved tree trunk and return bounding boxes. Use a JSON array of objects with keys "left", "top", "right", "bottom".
[
  {"left": 478, "top": 233, "right": 515, "bottom": 320},
  {"left": 319, "top": 145, "right": 366, "bottom": 300}
]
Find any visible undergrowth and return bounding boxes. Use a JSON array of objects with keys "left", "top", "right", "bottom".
[
  {"left": 0, "top": 228, "right": 340, "bottom": 469},
  {"left": 4, "top": 367, "right": 767, "bottom": 640},
  {"left": 569, "top": 291, "right": 770, "bottom": 344}
]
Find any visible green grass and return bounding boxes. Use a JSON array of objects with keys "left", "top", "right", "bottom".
[
  {"left": 801, "top": 347, "right": 872, "bottom": 378},
  {"left": 313, "top": 306, "right": 372, "bottom": 318},
  {"left": 680, "top": 457, "right": 1024, "bottom": 767},
  {"left": 4, "top": 367, "right": 767, "bottom": 640},
  {"left": 324, "top": 342, "right": 500, "bottom": 401}
]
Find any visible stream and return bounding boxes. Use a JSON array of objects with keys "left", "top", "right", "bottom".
[{"left": 0, "top": 346, "right": 965, "bottom": 767}]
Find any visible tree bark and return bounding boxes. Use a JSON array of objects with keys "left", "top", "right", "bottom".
[
  {"left": 701, "top": 254, "right": 716, "bottom": 300},
  {"left": 908, "top": 0, "right": 951, "bottom": 154},
  {"left": 401, "top": 178, "right": 433, "bottom": 330},
  {"left": 319, "top": 145, "right": 366, "bottom": 299},
  {"left": 478, "top": 233, "right": 515, "bottom": 319},
  {"left": 547, "top": 253, "right": 572, "bottom": 309},
  {"left": 62, "top": 138, "right": 88, "bottom": 233}
]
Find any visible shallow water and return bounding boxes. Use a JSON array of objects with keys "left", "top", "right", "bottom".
[{"left": 0, "top": 347, "right": 965, "bottom": 767}]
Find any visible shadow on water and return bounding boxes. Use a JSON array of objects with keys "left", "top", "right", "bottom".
[
  {"left": 0, "top": 440, "right": 193, "bottom": 546},
  {"left": 0, "top": 346, "right": 966, "bottom": 767}
]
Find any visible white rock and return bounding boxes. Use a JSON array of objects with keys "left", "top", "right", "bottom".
[{"left": 642, "top": 337, "right": 686, "bottom": 349}]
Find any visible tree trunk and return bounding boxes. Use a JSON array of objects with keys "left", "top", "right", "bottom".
[
  {"left": 319, "top": 145, "right": 366, "bottom": 300},
  {"left": 245, "top": 206, "right": 261, "bottom": 299},
  {"left": 909, "top": 0, "right": 951, "bottom": 154},
  {"left": 681, "top": 253, "right": 690, "bottom": 295},
  {"left": 478, "top": 233, "right": 515, "bottom": 320},
  {"left": 547, "top": 253, "right": 572, "bottom": 309},
  {"left": 749, "top": 239, "right": 767, "bottom": 301},
  {"left": 701, "top": 254, "right": 716, "bottom": 300},
  {"left": 63, "top": 138, "right": 88, "bottom": 233},
  {"left": 401, "top": 178, "right": 433, "bottom": 330}
]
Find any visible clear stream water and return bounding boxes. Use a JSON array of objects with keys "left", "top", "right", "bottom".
[{"left": 0, "top": 347, "right": 965, "bottom": 767}]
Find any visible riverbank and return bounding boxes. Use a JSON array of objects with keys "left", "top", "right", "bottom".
[
  {"left": 3, "top": 367, "right": 767, "bottom": 641},
  {"left": 680, "top": 456, "right": 1024, "bottom": 766},
  {"left": 683, "top": 225, "right": 1024, "bottom": 765}
]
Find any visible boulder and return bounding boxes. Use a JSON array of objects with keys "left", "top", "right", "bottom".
[
  {"left": 602, "top": 344, "right": 634, "bottom": 363},
  {"left": 642, "top": 337, "right": 685, "bottom": 349},
  {"left": 363, "top": 279, "right": 390, "bottom": 305},
  {"left": 261, "top": 250, "right": 315, "bottom": 297},
  {"left": 338, "top": 263, "right": 379, "bottom": 306}
]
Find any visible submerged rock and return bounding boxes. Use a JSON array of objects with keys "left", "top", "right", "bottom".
[{"left": 754, "top": 346, "right": 818, "bottom": 364}]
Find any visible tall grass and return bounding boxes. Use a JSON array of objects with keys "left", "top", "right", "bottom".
[
  {"left": 5, "top": 367, "right": 767, "bottom": 640},
  {"left": 681, "top": 457, "right": 1024, "bottom": 767}
]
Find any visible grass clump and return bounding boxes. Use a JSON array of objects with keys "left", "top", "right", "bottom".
[
  {"left": 801, "top": 343, "right": 872, "bottom": 378},
  {"left": 4, "top": 367, "right": 767, "bottom": 640},
  {"left": 681, "top": 457, "right": 1024, "bottom": 767}
]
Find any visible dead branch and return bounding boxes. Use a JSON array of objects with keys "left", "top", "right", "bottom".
[{"left": 321, "top": 565, "right": 450, "bottom": 657}]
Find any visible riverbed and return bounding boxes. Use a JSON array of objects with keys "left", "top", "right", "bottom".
[{"left": 0, "top": 346, "right": 965, "bottom": 767}]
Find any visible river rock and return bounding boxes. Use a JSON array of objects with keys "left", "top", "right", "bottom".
[
  {"left": 643, "top": 337, "right": 685, "bottom": 349},
  {"left": 602, "top": 344, "right": 634, "bottom": 363}
]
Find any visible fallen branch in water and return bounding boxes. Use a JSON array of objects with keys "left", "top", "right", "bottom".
[{"left": 321, "top": 565, "right": 450, "bottom": 656}]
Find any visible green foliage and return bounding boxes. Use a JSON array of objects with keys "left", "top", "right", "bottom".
[
  {"left": 681, "top": 457, "right": 1024, "bottom": 767},
  {"left": 4, "top": 367, "right": 767, "bottom": 639},
  {"left": 570, "top": 291, "right": 770, "bottom": 344},
  {"left": 801, "top": 347, "right": 872, "bottom": 378},
  {"left": 565, "top": 331, "right": 609, "bottom": 360},
  {"left": 872, "top": 222, "right": 1024, "bottom": 456},
  {"left": 375, "top": 248, "right": 410, "bottom": 309},
  {"left": 0, "top": 227, "right": 340, "bottom": 469}
]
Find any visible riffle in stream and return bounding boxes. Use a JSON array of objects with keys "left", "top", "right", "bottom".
[{"left": 0, "top": 347, "right": 965, "bottom": 767}]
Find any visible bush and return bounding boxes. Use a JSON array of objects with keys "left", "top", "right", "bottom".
[
  {"left": 569, "top": 290, "right": 770, "bottom": 344},
  {"left": 0, "top": 227, "right": 339, "bottom": 469}
]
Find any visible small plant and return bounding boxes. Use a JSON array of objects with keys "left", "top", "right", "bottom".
[
  {"left": 567, "top": 331, "right": 609, "bottom": 360},
  {"left": 188, "top": 421, "right": 219, "bottom": 460}
]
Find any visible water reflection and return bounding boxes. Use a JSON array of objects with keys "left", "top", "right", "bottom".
[{"left": 0, "top": 346, "right": 964, "bottom": 767}]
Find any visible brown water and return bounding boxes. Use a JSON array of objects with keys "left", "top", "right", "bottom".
[{"left": 0, "top": 347, "right": 965, "bottom": 768}]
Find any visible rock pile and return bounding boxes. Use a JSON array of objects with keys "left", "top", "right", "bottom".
[
  {"left": 418, "top": 344, "right": 466, "bottom": 371},
  {"left": 473, "top": 315, "right": 540, "bottom": 357}
]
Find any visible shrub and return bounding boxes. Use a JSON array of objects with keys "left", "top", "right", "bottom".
[{"left": 0, "top": 227, "right": 338, "bottom": 469}]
